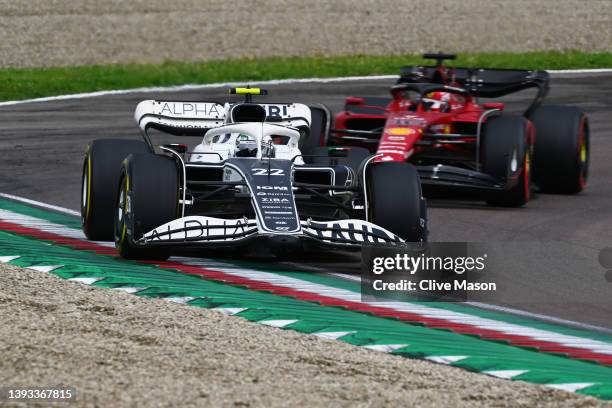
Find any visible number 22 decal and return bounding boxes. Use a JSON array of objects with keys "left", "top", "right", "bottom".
[{"left": 252, "top": 168, "right": 284, "bottom": 176}]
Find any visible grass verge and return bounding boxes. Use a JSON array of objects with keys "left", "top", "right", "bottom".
[{"left": 1, "top": 51, "right": 611, "bottom": 101}]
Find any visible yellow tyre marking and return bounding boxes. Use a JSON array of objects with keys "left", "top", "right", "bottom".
[
  {"left": 120, "top": 174, "right": 129, "bottom": 243},
  {"left": 85, "top": 154, "right": 92, "bottom": 219}
]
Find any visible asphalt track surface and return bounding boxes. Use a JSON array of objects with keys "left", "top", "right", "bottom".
[{"left": 1, "top": 74, "right": 611, "bottom": 329}]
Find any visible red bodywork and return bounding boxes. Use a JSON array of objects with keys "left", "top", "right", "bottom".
[
  {"left": 336, "top": 89, "right": 532, "bottom": 161},
  {"left": 333, "top": 84, "right": 535, "bottom": 195}
]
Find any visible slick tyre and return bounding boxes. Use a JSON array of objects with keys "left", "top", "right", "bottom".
[
  {"left": 367, "top": 162, "right": 427, "bottom": 242},
  {"left": 115, "top": 153, "right": 179, "bottom": 260},
  {"left": 530, "top": 105, "right": 589, "bottom": 194},
  {"left": 301, "top": 104, "right": 331, "bottom": 157},
  {"left": 81, "top": 139, "right": 150, "bottom": 241},
  {"left": 481, "top": 115, "right": 532, "bottom": 207}
]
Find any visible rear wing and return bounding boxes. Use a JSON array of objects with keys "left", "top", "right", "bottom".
[
  {"left": 398, "top": 66, "right": 549, "bottom": 116},
  {"left": 135, "top": 100, "right": 312, "bottom": 135},
  {"left": 135, "top": 100, "right": 225, "bottom": 136},
  {"left": 231, "top": 103, "right": 312, "bottom": 129}
]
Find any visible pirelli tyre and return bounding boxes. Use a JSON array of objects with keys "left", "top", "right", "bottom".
[
  {"left": 81, "top": 139, "right": 150, "bottom": 241},
  {"left": 529, "top": 105, "right": 589, "bottom": 194},
  {"left": 300, "top": 104, "right": 331, "bottom": 157},
  {"left": 367, "top": 162, "right": 427, "bottom": 242},
  {"left": 114, "top": 153, "right": 179, "bottom": 260},
  {"left": 481, "top": 115, "right": 532, "bottom": 207}
]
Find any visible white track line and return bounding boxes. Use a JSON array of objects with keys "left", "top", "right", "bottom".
[
  {"left": 1, "top": 69, "right": 611, "bottom": 108},
  {"left": 363, "top": 344, "right": 408, "bottom": 353},
  {"left": 27, "top": 265, "right": 64, "bottom": 273},
  {"left": 547, "top": 383, "right": 595, "bottom": 392},
  {"left": 327, "top": 271, "right": 612, "bottom": 335},
  {"left": 114, "top": 287, "right": 148, "bottom": 294},
  {"left": 0, "top": 193, "right": 80, "bottom": 216},
  {"left": 0, "top": 255, "right": 20, "bottom": 263},
  {"left": 425, "top": 356, "right": 469, "bottom": 364},
  {"left": 68, "top": 277, "right": 103, "bottom": 285},
  {"left": 0, "top": 75, "right": 396, "bottom": 107},
  {"left": 485, "top": 370, "right": 528, "bottom": 379},
  {"left": 215, "top": 307, "right": 248, "bottom": 315},
  {"left": 313, "top": 331, "right": 356, "bottom": 340},
  {"left": 260, "top": 319, "right": 298, "bottom": 328}
]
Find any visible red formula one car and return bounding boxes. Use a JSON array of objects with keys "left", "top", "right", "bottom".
[{"left": 331, "top": 53, "right": 589, "bottom": 206}]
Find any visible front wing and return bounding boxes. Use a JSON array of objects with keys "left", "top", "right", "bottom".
[{"left": 136, "top": 216, "right": 405, "bottom": 248}]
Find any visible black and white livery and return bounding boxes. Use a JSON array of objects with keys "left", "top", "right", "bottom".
[{"left": 81, "top": 87, "right": 427, "bottom": 259}]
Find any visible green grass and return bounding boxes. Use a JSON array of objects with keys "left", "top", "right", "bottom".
[{"left": 1, "top": 51, "right": 611, "bottom": 101}]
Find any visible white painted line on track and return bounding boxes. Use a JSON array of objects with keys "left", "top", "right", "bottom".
[
  {"left": 0, "top": 193, "right": 80, "bottom": 216},
  {"left": 1, "top": 69, "right": 611, "bottom": 108},
  {"left": 547, "top": 383, "right": 595, "bottom": 392},
  {"left": 0, "top": 255, "right": 20, "bottom": 263},
  {"left": 27, "top": 265, "right": 64, "bottom": 273},
  {"left": 166, "top": 296, "right": 197, "bottom": 304},
  {"left": 363, "top": 344, "right": 408, "bottom": 353},
  {"left": 484, "top": 370, "right": 528, "bottom": 379},
  {"left": 465, "top": 301, "right": 612, "bottom": 335},
  {"left": 425, "top": 356, "right": 469, "bottom": 364},
  {"left": 0, "top": 208, "right": 113, "bottom": 247},
  {"left": 215, "top": 307, "right": 248, "bottom": 315},
  {"left": 260, "top": 319, "right": 298, "bottom": 328},
  {"left": 0, "top": 75, "right": 395, "bottom": 107},
  {"left": 68, "top": 277, "right": 103, "bottom": 285},
  {"left": 328, "top": 271, "right": 612, "bottom": 335},
  {"left": 314, "top": 331, "right": 356, "bottom": 340},
  {"left": 114, "top": 287, "right": 148, "bottom": 294}
]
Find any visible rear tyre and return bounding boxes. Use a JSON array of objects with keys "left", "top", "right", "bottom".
[
  {"left": 300, "top": 104, "right": 331, "bottom": 157},
  {"left": 481, "top": 115, "right": 532, "bottom": 207},
  {"left": 114, "top": 153, "right": 179, "bottom": 260},
  {"left": 529, "top": 105, "right": 589, "bottom": 194},
  {"left": 367, "top": 162, "right": 427, "bottom": 242},
  {"left": 81, "top": 139, "right": 150, "bottom": 241}
]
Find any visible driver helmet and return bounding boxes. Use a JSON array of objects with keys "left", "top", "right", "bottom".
[
  {"left": 235, "top": 133, "right": 258, "bottom": 157},
  {"left": 422, "top": 91, "right": 465, "bottom": 112}
]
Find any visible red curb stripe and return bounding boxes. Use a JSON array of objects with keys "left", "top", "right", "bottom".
[{"left": 1, "top": 219, "right": 611, "bottom": 366}]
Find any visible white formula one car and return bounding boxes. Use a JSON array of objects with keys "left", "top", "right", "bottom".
[{"left": 81, "top": 87, "right": 427, "bottom": 259}]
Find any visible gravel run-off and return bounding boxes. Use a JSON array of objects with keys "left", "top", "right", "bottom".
[
  {"left": 1, "top": 263, "right": 610, "bottom": 407},
  {"left": 0, "top": 0, "right": 611, "bottom": 68}
]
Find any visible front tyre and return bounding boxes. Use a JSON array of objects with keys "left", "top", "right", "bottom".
[
  {"left": 367, "top": 162, "right": 427, "bottom": 242},
  {"left": 481, "top": 115, "right": 532, "bottom": 207},
  {"left": 530, "top": 105, "right": 589, "bottom": 194},
  {"left": 81, "top": 139, "right": 150, "bottom": 241},
  {"left": 115, "top": 153, "right": 179, "bottom": 260}
]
